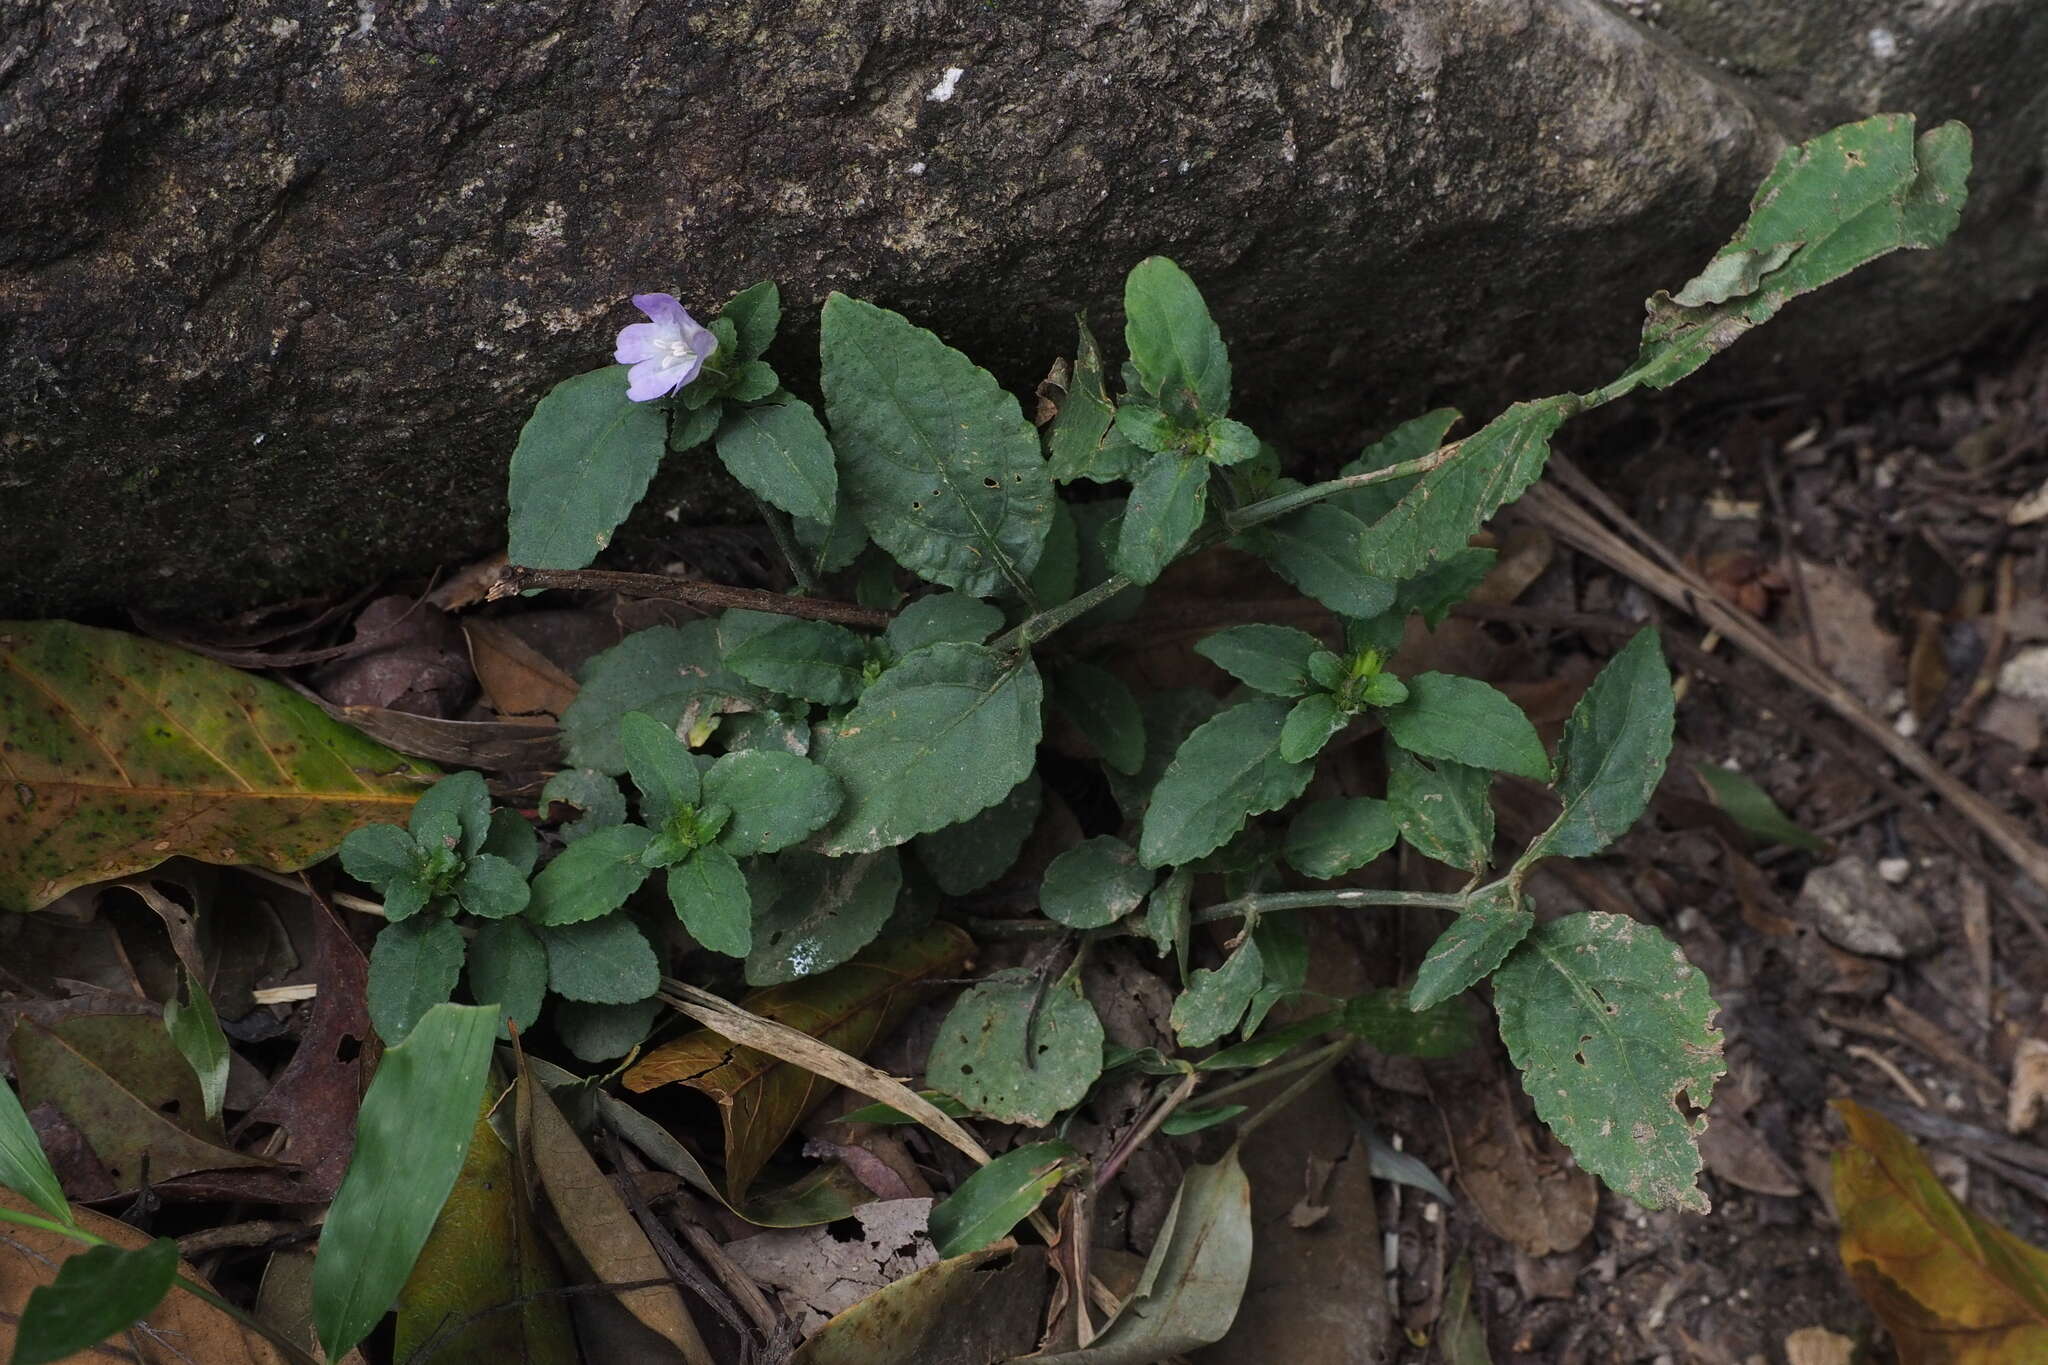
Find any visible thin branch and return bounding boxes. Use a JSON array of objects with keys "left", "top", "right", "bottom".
[{"left": 492, "top": 565, "right": 891, "bottom": 628}]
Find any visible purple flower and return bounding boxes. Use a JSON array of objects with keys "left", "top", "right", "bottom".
[{"left": 614, "top": 293, "right": 719, "bottom": 402}]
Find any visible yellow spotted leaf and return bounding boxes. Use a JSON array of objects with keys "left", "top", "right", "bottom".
[
  {"left": 0, "top": 621, "right": 436, "bottom": 911},
  {"left": 1833, "top": 1100, "right": 2048, "bottom": 1363}
]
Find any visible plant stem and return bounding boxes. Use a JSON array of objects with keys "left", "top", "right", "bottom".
[
  {"left": 1220, "top": 439, "right": 1467, "bottom": 531},
  {"left": 1234, "top": 1038, "right": 1351, "bottom": 1141},
  {"left": 1094, "top": 1070, "right": 1199, "bottom": 1192},
  {"left": 1197, "top": 1038, "right": 1351, "bottom": 1109},
  {"left": 1191, "top": 888, "right": 1470, "bottom": 925},
  {"left": 0, "top": 1206, "right": 88, "bottom": 1239},
  {"left": 995, "top": 437, "right": 1474, "bottom": 654},
  {"left": 749, "top": 494, "right": 820, "bottom": 596},
  {"left": 490, "top": 565, "right": 891, "bottom": 628}
]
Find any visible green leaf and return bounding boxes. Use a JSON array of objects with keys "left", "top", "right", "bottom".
[
  {"left": 561, "top": 620, "right": 763, "bottom": 774},
  {"left": 1332, "top": 407, "right": 1463, "bottom": 525},
  {"left": 1143, "top": 867, "right": 1193, "bottom": 970},
  {"left": 727, "top": 360, "right": 780, "bottom": 403},
  {"left": 670, "top": 400, "right": 722, "bottom": 452},
  {"left": 483, "top": 808, "right": 540, "bottom": 877},
  {"left": 1162, "top": 1104, "right": 1247, "bottom": 1136},
  {"left": 1284, "top": 797, "right": 1399, "bottom": 879},
  {"left": 1028, "top": 499, "right": 1081, "bottom": 606},
  {"left": 553, "top": 998, "right": 664, "bottom": 1065},
  {"left": 1205, "top": 417, "right": 1260, "bottom": 466},
  {"left": 1493, "top": 912, "right": 1724, "bottom": 1212},
  {"left": 793, "top": 495, "right": 870, "bottom": 577},
  {"left": 927, "top": 1141, "right": 1078, "bottom": 1259},
  {"left": 746, "top": 849, "right": 903, "bottom": 986},
  {"left": 725, "top": 619, "right": 870, "bottom": 706},
  {"left": 1113, "top": 450, "right": 1208, "bottom": 586},
  {"left": 466, "top": 917, "right": 547, "bottom": 1035},
  {"left": 1108, "top": 688, "right": 1219, "bottom": 822},
  {"left": 368, "top": 915, "right": 466, "bottom": 1043},
  {"left": 1171, "top": 937, "right": 1264, "bottom": 1048},
  {"left": 341, "top": 823, "right": 429, "bottom": 913},
  {"left": 820, "top": 293, "right": 1052, "bottom": 598},
  {"left": 1279, "top": 692, "right": 1348, "bottom": 764},
  {"left": 1124, "top": 256, "right": 1230, "bottom": 420},
  {"left": 703, "top": 749, "right": 842, "bottom": 855},
  {"left": 1692, "top": 762, "right": 1827, "bottom": 853},
  {"left": 541, "top": 768, "right": 627, "bottom": 842},
  {"left": 1235, "top": 504, "right": 1397, "bottom": 620},
  {"left": 506, "top": 367, "right": 669, "bottom": 570},
  {"left": 1031, "top": 1150, "right": 1252, "bottom": 1365},
  {"left": 1198, "top": 1010, "right": 1339, "bottom": 1071},
  {"left": 1138, "top": 698, "right": 1312, "bottom": 869},
  {"left": 12, "top": 1237, "right": 179, "bottom": 1365},
  {"left": 1041, "top": 835, "right": 1156, "bottom": 929},
  {"left": 1382, "top": 672, "right": 1550, "bottom": 781},
  {"left": 1525, "top": 628, "right": 1674, "bottom": 863},
  {"left": 527, "top": 823, "right": 654, "bottom": 925},
  {"left": 1193, "top": 624, "right": 1320, "bottom": 697},
  {"left": 1408, "top": 883, "right": 1533, "bottom": 1012},
  {"left": 0, "top": 621, "right": 436, "bottom": 912},
  {"left": 1243, "top": 915, "right": 1307, "bottom": 1035},
  {"left": 1049, "top": 661, "right": 1146, "bottom": 775},
  {"left": 912, "top": 775, "right": 1042, "bottom": 895},
  {"left": 885, "top": 592, "right": 1005, "bottom": 656},
  {"left": 1386, "top": 746, "right": 1494, "bottom": 875},
  {"left": 314, "top": 1001, "right": 498, "bottom": 1361},
  {"left": 0, "top": 1072, "right": 69, "bottom": 1225},
  {"left": 1356, "top": 396, "right": 1577, "bottom": 584},
  {"left": 1342, "top": 988, "right": 1476, "bottom": 1057},
  {"left": 1115, "top": 402, "right": 1183, "bottom": 454},
  {"left": 812, "top": 644, "right": 1044, "bottom": 854},
  {"left": 714, "top": 399, "right": 837, "bottom": 524},
  {"left": 722, "top": 280, "right": 781, "bottom": 361},
  {"left": 665, "top": 844, "right": 755, "bottom": 958},
  {"left": 620, "top": 710, "right": 703, "bottom": 825},
  {"left": 409, "top": 771, "right": 492, "bottom": 856},
  {"left": 927, "top": 969, "right": 1104, "bottom": 1125},
  {"left": 164, "top": 967, "right": 228, "bottom": 1121},
  {"left": 538, "top": 913, "right": 661, "bottom": 1004},
  {"left": 454, "top": 853, "right": 531, "bottom": 920},
  {"left": 1613, "top": 117, "right": 1971, "bottom": 397},
  {"left": 1393, "top": 547, "right": 1497, "bottom": 627},
  {"left": 1047, "top": 316, "right": 1140, "bottom": 484}
]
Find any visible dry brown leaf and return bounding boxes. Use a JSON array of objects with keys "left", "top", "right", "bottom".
[
  {"left": 0, "top": 1188, "right": 287, "bottom": 1364},
  {"left": 1697, "top": 1099, "right": 1801, "bottom": 1197},
  {"left": 1784, "top": 1326, "right": 1856, "bottom": 1365},
  {"left": 1794, "top": 560, "right": 1901, "bottom": 710},
  {"left": 516, "top": 1063, "right": 713, "bottom": 1365},
  {"left": 1833, "top": 1099, "right": 2048, "bottom": 1362},
  {"left": 723, "top": 1198, "right": 937, "bottom": 1334},
  {"left": 464, "top": 619, "right": 581, "bottom": 719},
  {"left": 1431, "top": 1051, "right": 1596, "bottom": 1257},
  {"left": 2008, "top": 1038, "right": 2048, "bottom": 1135}
]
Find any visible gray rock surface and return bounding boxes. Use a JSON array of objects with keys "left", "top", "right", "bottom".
[
  {"left": 2, "top": 0, "right": 2042, "bottom": 616},
  {"left": 1797, "top": 856, "right": 1939, "bottom": 960}
]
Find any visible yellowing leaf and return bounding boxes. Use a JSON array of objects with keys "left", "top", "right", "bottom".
[
  {"left": 622, "top": 924, "right": 971, "bottom": 1203},
  {"left": 1833, "top": 1100, "right": 2048, "bottom": 1363},
  {"left": 1, "top": 622, "right": 436, "bottom": 911}
]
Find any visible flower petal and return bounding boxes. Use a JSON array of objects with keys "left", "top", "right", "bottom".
[
  {"left": 614, "top": 321, "right": 665, "bottom": 365},
  {"left": 681, "top": 317, "right": 719, "bottom": 361},
  {"left": 625, "top": 358, "right": 683, "bottom": 402},
  {"left": 632, "top": 293, "right": 687, "bottom": 329}
]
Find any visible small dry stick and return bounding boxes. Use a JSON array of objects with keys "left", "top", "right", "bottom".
[{"left": 491, "top": 565, "right": 891, "bottom": 628}]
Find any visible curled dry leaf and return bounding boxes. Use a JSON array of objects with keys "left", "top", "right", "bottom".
[
  {"left": 787, "top": 1245, "right": 1050, "bottom": 1365},
  {"left": 517, "top": 1060, "right": 714, "bottom": 1365}
]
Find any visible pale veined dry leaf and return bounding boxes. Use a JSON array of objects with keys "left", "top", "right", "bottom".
[
  {"left": 1833, "top": 1099, "right": 2048, "bottom": 1363},
  {"left": 0, "top": 621, "right": 436, "bottom": 911}
]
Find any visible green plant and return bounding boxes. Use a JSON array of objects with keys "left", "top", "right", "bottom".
[{"left": 0, "top": 110, "right": 1964, "bottom": 1364}]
